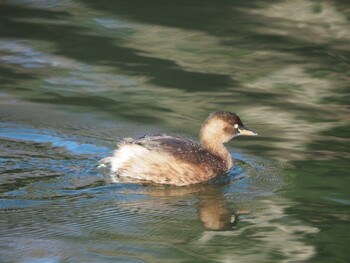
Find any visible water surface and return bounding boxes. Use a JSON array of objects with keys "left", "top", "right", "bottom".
[{"left": 0, "top": 0, "right": 349, "bottom": 262}]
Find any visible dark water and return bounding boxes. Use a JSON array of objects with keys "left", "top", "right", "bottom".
[{"left": 1, "top": 0, "right": 349, "bottom": 262}]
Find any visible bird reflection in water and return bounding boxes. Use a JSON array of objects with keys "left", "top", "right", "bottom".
[
  {"left": 143, "top": 183, "right": 246, "bottom": 231},
  {"left": 198, "top": 188, "right": 238, "bottom": 231}
]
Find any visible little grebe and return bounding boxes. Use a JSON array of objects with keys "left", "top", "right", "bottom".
[{"left": 99, "top": 111, "right": 257, "bottom": 186}]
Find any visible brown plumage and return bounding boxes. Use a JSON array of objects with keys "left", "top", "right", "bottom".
[{"left": 99, "top": 111, "right": 257, "bottom": 186}]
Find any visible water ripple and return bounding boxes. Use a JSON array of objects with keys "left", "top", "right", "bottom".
[{"left": 0, "top": 124, "right": 108, "bottom": 155}]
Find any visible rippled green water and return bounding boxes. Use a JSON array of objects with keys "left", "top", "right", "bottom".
[{"left": 0, "top": 0, "right": 349, "bottom": 262}]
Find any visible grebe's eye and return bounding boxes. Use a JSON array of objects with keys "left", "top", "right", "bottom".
[{"left": 234, "top": 124, "right": 239, "bottom": 129}]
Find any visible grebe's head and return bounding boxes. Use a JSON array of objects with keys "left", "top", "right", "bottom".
[{"left": 200, "top": 111, "right": 257, "bottom": 144}]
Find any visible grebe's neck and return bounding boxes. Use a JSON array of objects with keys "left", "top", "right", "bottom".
[
  {"left": 201, "top": 139, "right": 232, "bottom": 170},
  {"left": 199, "top": 120, "right": 233, "bottom": 170}
]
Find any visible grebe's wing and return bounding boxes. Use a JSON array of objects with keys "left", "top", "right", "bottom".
[
  {"left": 126, "top": 134, "right": 210, "bottom": 164},
  {"left": 129, "top": 134, "right": 197, "bottom": 151}
]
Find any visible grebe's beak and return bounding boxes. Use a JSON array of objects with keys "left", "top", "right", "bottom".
[{"left": 238, "top": 127, "right": 258, "bottom": 136}]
